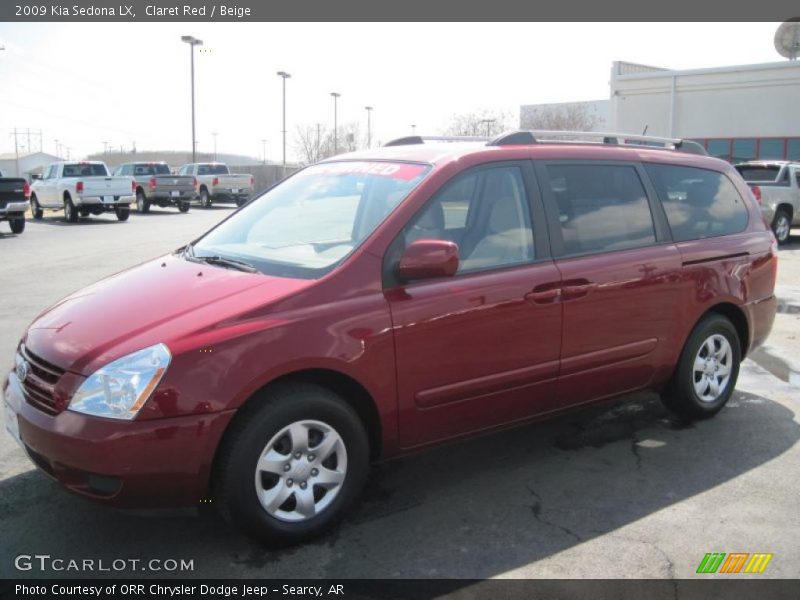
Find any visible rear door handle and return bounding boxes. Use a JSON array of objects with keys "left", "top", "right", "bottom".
[
  {"left": 525, "top": 288, "right": 562, "bottom": 304},
  {"left": 562, "top": 283, "right": 596, "bottom": 300}
]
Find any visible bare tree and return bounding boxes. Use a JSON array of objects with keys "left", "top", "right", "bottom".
[
  {"left": 295, "top": 122, "right": 365, "bottom": 165},
  {"left": 442, "top": 109, "right": 514, "bottom": 138},
  {"left": 520, "top": 103, "right": 601, "bottom": 131}
]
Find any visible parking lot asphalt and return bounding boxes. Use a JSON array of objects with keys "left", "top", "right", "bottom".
[{"left": 1, "top": 210, "right": 798, "bottom": 581}]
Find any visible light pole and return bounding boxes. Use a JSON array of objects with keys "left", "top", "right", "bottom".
[
  {"left": 331, "top": 92, "right": 341, "bottom": 154},
  {"left": 212, "top": 132, "right": 218, "bottom": 161},
  {"left": 411, "top": 124, "right": 416, "bottom": 135},
  {"left": 364, "top": 106, "right": 373, "bottom": 148},
  {"left": 277, "top": 71, "right": 291, "bottom": 171},
  {"left": 181, "top": 35, "right": 203, "bottom": 163}
]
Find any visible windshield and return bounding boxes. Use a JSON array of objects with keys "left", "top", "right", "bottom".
[
  {"left": 191, "top": 161, "right": 431, "bottom": 278},
  {"left": 197, "top": 164, "right": 230, "bottom": 175},
  {"left": 62, "top": 163, "right": 109, "bottom": 177}
]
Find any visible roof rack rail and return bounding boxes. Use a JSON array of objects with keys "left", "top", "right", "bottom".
[
  {"left": 487, "top": 130, "right": 708, "bottom": 156},
  {"left": 384, "top": 135, "right": 489, "bottom": 147}
]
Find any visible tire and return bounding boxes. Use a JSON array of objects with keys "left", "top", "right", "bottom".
[
  {"left": 772, "top": 208, "right": 791, "bottom": 245},
  {"left": 30, "top": 195, "right": 43, "bottom": 220},
  {"left": 235, "top": 196, "right": 246, "bottom": 207},
  {"left": 200, "top": 188, "right": 212, "bottom": 208},
  {"left": 178, "top": 201, "right": 190, "bottom": 213},
  {"left": 662, "top": 313, "right": 741, "bottom": 420},
  {"left": 64, "top": 195, "right": 78, "bottom": 223},
  {"left": 213, "top": 382, "right": 369, "bottom": 547},
  {"left": 115, "top": 206, "right": 130, "bottom": 221},
  {"left": 9, "top": 216, "right": 25, "bottom": 234},
  {"left": 136, "top": 190, "right": 151, "bottom": 214}
]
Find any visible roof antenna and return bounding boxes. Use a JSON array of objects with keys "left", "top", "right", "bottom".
[{"left": 642, "top": 125, "right": 649, "bottom": 135}]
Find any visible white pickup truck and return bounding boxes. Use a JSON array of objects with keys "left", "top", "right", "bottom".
[
  {"left": 29, "top": 161, "right": 135, "bottom": 223},
  {"left": 178, "top": 162, "right": 254, "bottom": 207},
  {"left": 735, "top": 161, "right": 800, "bottom": 244}
]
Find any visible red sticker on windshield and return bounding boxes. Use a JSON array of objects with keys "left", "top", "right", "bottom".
[{"left": 312, "top": 162, "right": 427, "bottom": 181}]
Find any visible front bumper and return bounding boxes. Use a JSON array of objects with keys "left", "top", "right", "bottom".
[{"left": 3, "top": 371, "right": 234, "bottom": 508}]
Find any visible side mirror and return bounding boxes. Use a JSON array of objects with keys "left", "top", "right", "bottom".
[{"left": 398, "top": 239, "right": 459, "bottom": 281}]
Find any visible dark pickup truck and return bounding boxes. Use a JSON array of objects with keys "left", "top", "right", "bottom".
[
  {"left": 0, "top": 169, "right": 30, "bottom": 234},
  {"left": 113, "top": 162, "right": 195, "bottom": 213}
]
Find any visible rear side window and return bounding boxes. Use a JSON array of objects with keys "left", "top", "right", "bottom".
[
  {"left": 62, "top": 163, "right": 109, "bottom": 177},
  {"left": 645, "top": 164, "right": 748, "bottom": 242},
  {"left": 545, "top": 164, "right": 655, "bottom": 255}
]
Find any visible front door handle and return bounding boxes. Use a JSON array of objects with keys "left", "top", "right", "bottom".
[{"left": 525, "top": 288, "right": 562, "bottom": 304}]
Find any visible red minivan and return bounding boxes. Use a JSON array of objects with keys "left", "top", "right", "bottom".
[{"left": 3, "top": 132, "right": 778, "bottom": 545}]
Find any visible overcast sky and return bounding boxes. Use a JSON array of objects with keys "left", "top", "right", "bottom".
[{"left": 0, "top": 22, "right": 786, "bottom": 162}]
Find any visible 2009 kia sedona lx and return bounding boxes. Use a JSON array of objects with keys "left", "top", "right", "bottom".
[{"left": 3, "top": 131, "right": 778, "bottom": 545}]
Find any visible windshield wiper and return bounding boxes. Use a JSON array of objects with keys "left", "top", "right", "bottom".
[{"left": 184, "top": 248, "right": 257, "bottom": 273}]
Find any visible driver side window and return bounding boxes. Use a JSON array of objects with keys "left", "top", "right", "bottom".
[{"left": 404, "top": 166, "right": 534, "bottom": 274}]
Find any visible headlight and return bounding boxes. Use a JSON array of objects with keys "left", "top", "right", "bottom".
[{"left": 69, "top": 343, "right": 171, "bottom": 420}]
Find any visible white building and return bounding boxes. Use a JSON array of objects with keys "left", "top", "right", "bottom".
[
  {"left": 521, "top": 59, "right": 800, "bottom": 162},
  {"left": 0, "top": 151, "right": 62, "bottom": 179}
]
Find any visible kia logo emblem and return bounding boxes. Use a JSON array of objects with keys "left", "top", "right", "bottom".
[{"left": 16, "top": 360, "right": 29, "bottom": 383}]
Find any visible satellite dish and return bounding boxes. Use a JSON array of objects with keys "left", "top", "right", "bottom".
[{"left": 774, "top": 18, "right": 800, "bottom": 60}]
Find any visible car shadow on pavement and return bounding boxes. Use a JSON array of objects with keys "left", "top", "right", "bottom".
[
  {"left": 30, "top": 216, "right": 128, "bottom": 227},
  {"left": 0, "top": 388, "right": 797, "bottom": 580}
]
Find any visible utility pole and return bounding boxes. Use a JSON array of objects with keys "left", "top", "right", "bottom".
[
  {"left": 330, "top": 92, "right": 341, "bottom": 155},
  {"left": 212, "top": 132, "right": 218, "bottom": 161},
  {"left": 102, "top": 141, "right": 109, "bottom": 154},
  {"left": 181, "top": 35, "right": 203, "bottom": 163},
  {"left": 364, "top": 106, "right": 373, "bottom": 148},
  {"left": 480, "top": 118, "right": 496, "bottom": 137},
  {"left": 12, "top": 128, "right": 20, "bottom": 177},
  {"left": 411, "top": 124, "right": 416, "bottom": 135},
  {"left": 26, "top": 128, "right": 31, "bottom": 154},
  {"left": 277, "top": 71, "right": 291, "bottom": 173},
  {"left": 261, "top": 139, "right": 267, "bottom": 165},
  {"left": 38, "top": 130, "right": 43, "bottom": 152},
  {"left": 316, "top": 123, "right": 321, "bottom": 160},
  {"left": 54, "top": 138, "right": 59, "bottom": 157}
]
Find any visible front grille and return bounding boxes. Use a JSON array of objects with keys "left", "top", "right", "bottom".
[{"left": 19, "top": 345, "right": 66, "bottom": 415}]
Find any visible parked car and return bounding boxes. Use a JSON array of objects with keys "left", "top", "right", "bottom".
[
  {"left": 178, "top": 162, "right": 254, "bottom": 207},
  {"left": 29, "top": 161, "right": 135, "bottom": 223},
  {"left": 0, "top": 169, "right": 30, "bottom": 234},
  {"left": 113, "top": 162, "right": 194, "bottom": 213},
  {"left": 734, "top": 161, "right": 800, "bottom": 244},
  {"left": 4, "top": 131, "right": 778, "bottom": 547}
]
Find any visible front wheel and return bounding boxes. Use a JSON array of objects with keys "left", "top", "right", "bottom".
[
  {"left": 662, "top": 314, "right": 741, "bottom": 420},
  {"left": 772, "top": 208, "right": 792, "bottom": 245},
  {"left": 115, "top": 205, "right": 130, "bottom": 221},
  {"left": 9, "top": 216, "right": 25, "bottom": 234},
  {"left": 213, "top": 383, "right": 369, "bottom": 547}
]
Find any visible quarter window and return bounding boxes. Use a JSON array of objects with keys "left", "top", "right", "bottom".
[
  {"left": 545, "top": 164, "right": 656, "bottom": 255},
  {"left": 645, "top": 164, "right": 748, "bottom": 241}
]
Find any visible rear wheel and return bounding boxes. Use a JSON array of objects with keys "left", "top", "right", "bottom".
[
  {"left": 115, "top": 205, "right": 130, "bottom": 221},
  {"left": 136, "top": 190, "right": 150, "bottom": 214},
  {"left": 772, "top": 208, "right": 791, "bottom": 244},
  {"left": 236, "top": 196, "right": 247, "bottom": 207},
  {"left": 200, "top": 188, "right": 212, "bottom": 208},
  {"left": 662, "top": 314, "right": 741, "bottom": 420},
  {"left": 213, "top": 383, "right": 369, "bottom": 547},
  {"left": 9, "top": 216, "right": 25, "bottom": 234},
  {"left": 64, "top": 196, "right": 78, "bottom": 223},
  {"left": 30, "top": 195, "right": 43, "bottom": 220},
  {"left": 178, "top": 200, "right": 190, "bottom": 213}
]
